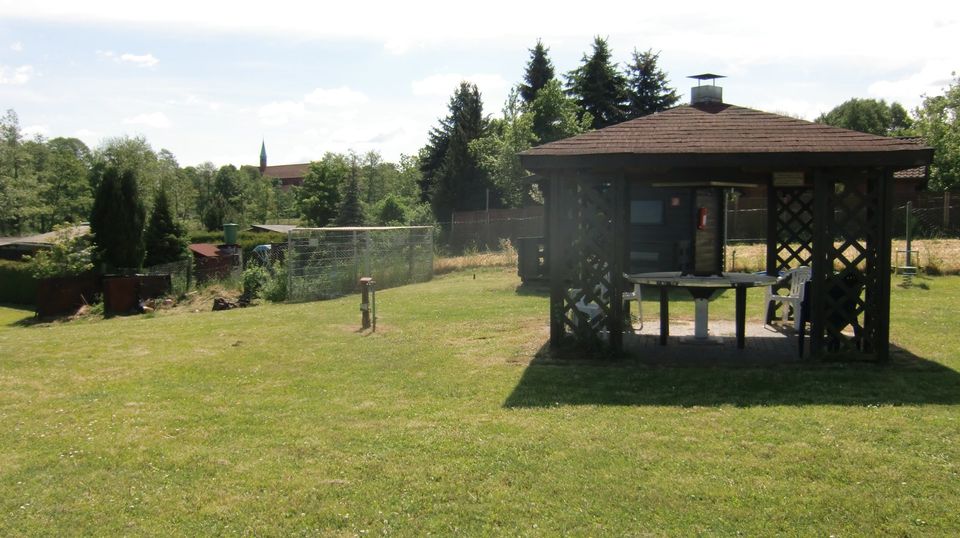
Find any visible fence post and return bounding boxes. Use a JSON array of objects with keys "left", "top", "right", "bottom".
[
  {"left": 408, "top": 227, "right": 415, "bottom": 281},
  {"left": 945, "top": 191, "right": 952, "bottom": 229}
]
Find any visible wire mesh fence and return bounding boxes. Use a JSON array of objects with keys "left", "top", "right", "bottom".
[
  {"left": 287, "top": 226, "right": 433, "bottom": 302},
  {"left": 141, "top": 259, "right": 194, "bottom": 296}
]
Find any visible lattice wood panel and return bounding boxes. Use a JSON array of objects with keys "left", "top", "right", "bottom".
[
  {"left": 548, "top": 176, "right": 624, "bottom": 350},
  {"left": 773, "top": 188, "right": 815, "bottom": 270},
  {"left": 767, "top": 187, "right": 814, "bottom": 323},
  {"left": 820, "top": 176, "right": 881, "bottom": 352}
]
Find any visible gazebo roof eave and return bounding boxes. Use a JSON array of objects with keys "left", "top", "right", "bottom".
[{"left": 519, "top": 148, "right": 934, "bottom": 173}]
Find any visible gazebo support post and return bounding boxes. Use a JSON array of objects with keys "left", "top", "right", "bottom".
[
  {"left": 765, "top": 176, "right": 779, "bottom": 323},
  {"left": 810, "top": 170, "right": 829, "bottom": 357},
  {"left": 547, "top": 175, "right": 566, "bottom": 348},
  {"left": 607, "top": 175, "right": 627, "bottom": 353},
  {"left": 873, "top": 169, "right": 895, "bottom": 361}
]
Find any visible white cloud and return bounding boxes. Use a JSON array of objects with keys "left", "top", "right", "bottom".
[
  {"left": 751, "top": 97, "right": 833, "bottom": 121},
  {"left": 411, "top": 73, "right": 509, "bottom": 97},
  {"left": 22, "top": 124, "right": 48, "bottom": 137},
  {"left": 5, "top": 1, "right": 959, "bottom": 65},
  {"left": 303, "top": 86, "right": 369, "bottom": 106},
  {"left": 0, "top": 64, "right": 34, "bottom": 85},
  {"left": 97, "top": 50, "right": 159, "bottom": 67},
  {"left": 74, "top": 128, "right": 98, "bottom": 139},
  {"left": 119, "top": 53, "right": 159, "bottom": 67},
  {"left": 868, "top": 60, "right": 957, "bottom": 108},
  {"left": 258, "top": 100, "right": 305, "bottom": 126},
  {"left": 258, "top": 87, "right": 368, "bottom": 126},
  {"left": 123, "top": 112, "right": 172, "bottom": 128},
  {"left": 10, "top": 41, "right": 23, "bottom": 52}
]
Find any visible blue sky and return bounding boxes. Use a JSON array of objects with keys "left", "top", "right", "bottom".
[{"left": 1, "top": 1, "right": 957, "bottom": 168}]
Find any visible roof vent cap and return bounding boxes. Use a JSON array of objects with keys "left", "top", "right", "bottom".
[{"left": 689, "top": 73, "right": 725, "bottom": 104}]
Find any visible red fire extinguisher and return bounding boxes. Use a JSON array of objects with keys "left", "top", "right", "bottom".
[{"left": 697, "top": 207, "right": 708, "bottom": 230}]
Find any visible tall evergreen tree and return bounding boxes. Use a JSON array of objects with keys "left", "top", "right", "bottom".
[
  {"left": 418, "top": 82, "right": 490, "bottom": 220},
  {"left": 519, "top": 39, "right": 555, "bottom": 104},
  {"left": 624, "top": 49, "right": 679, "bottom": 119},
  {"left": 89, "top": 166, "right": 146, "bottom": 271},
  {"left": 143, "top": 189, "right": 187, "bottom": 267},
  {"left": 566, "top": 37, "right": 627, "bottom": 129},
  {"left": 335, "top": 157, "right": 365, "bottom": 226}
]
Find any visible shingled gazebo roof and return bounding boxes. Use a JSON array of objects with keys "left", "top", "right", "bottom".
[{"left": 520, "top": 103, "right": 932, "bottom": 169}]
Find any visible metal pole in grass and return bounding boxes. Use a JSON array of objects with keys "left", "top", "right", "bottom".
[{"left": 360, "top": 277, "right": 375, "bottom": 330}]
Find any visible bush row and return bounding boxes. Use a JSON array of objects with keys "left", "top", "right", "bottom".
[{"left": 0, "top": 260, "right": 38, "bottom": 305}]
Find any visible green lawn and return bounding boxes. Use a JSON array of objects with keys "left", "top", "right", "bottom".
[{"left": 1, "top": 270, "right": 958, "bottom": 535}]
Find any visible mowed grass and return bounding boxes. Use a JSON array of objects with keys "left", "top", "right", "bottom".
[{"left": 1, "top": 270, "right": 959, "bottom": 535}]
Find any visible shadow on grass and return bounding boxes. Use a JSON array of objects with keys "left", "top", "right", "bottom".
[
  {"left": 503, "top": 341, "right": 960, "bottom": 407},
  {"left": 515, "top": 283, "right": 719, "bottom": 303}
]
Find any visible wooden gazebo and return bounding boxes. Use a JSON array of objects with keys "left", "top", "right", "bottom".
[{"left": 518, "top": 90, "right": 933, "bottom": 360}]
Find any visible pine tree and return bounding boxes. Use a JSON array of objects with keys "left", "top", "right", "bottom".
[
  {"left": 566, "top": 37, "right": 627, "bottom": 129},
  {"left": 519, "top": 39, "right": 555, "bottom": 104},
  {"left": 89, "top": 166, "right": 146, "bottom": 271},
  {"left": 418, "top": 82, "right": 490, "bottom": 220},
  {"left": 143, "top": 189, "right": 187, "bottom": 267},
  {"left": 335, "top": 157, "right": 365, "bottom": 226},
  {"left": 624, "top": 49, "right": 679, "bottom": 119}
]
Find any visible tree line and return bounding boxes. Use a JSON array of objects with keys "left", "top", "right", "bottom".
[
  {"left": 418, "top": 37, "right": 680, "bottom": 222},
  {"left": 814, "top": 78, "right": 960, "bottom": 192},
  {"left": 3, "top": 38, "right": 958, "bottom": 246}
]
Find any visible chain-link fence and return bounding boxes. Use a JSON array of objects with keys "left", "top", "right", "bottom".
[
  {"left": 142, "top": 259, "right": 194, "bottom": 296},
  {"left": 287, "top": 226, "right": 433, "bottom": 302}
]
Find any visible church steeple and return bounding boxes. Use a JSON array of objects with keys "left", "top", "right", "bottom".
[{"left": 259, "top": 140, "right": 267, "bottom": 174}]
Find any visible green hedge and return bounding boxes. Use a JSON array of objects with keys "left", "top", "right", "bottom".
[
  {"left": 187, "top": 231, "right": 287, "bottom": 263},
  {"left": 0, "top": 260, "right": 38, "bottom": 305}
]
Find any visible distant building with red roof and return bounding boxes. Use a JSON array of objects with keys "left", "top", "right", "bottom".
[{"left": 258, "top": 141, "right": 309, "bottom": 188}]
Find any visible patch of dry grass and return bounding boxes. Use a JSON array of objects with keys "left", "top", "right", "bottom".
[
  {"left": 726, "top": 238, "right": 960, "bottom": 275},
  {"left": 434, "top": 239, "right": 518, "bottom": 275}
]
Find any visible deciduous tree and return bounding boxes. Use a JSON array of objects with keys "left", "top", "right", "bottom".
[
  {"left": 815, "top": 98, "right": 911, "bottom": 136},
  {"left": 912, "top": 74, "right": 960, "bottom": 191},
  {"left": 298, "top": 154, "right": 347, "bottom": 226}
]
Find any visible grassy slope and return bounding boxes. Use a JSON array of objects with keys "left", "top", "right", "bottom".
[{"left": 1, "top": 271, "right": 958, "bottom": 535}]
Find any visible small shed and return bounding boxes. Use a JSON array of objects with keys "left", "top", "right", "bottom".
[
  {"left": 518, "top": 78, "right": 933, "bottom": 360},
  {"left": 188, "top": 243, "right": 240, "bottom": 281}
]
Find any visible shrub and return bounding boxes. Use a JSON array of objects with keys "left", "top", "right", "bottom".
[
  {"left": 22, "top": 224, "right": 95, "bottom": 279},
  {"left": 262, "top": 263, "right": 288, "bottom": 302},
  {"left": 241, "top": 265, "right": 269, "bottom": 302}
]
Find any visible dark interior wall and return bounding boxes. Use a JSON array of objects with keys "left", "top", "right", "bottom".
[{"left": 627, "top": 183, "right": 691, "bottom": 273}]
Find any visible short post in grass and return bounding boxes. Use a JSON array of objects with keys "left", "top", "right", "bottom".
[{"left": 360, "top": 277, "right": 375, "bottom": 330}]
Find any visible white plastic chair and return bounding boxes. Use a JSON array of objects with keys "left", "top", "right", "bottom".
[
  {"left": 571, "top": 275, "right": 641, "bottom": 330},
  {"left": 763, "top": 266, "right": 812, "bottom": 330}
]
